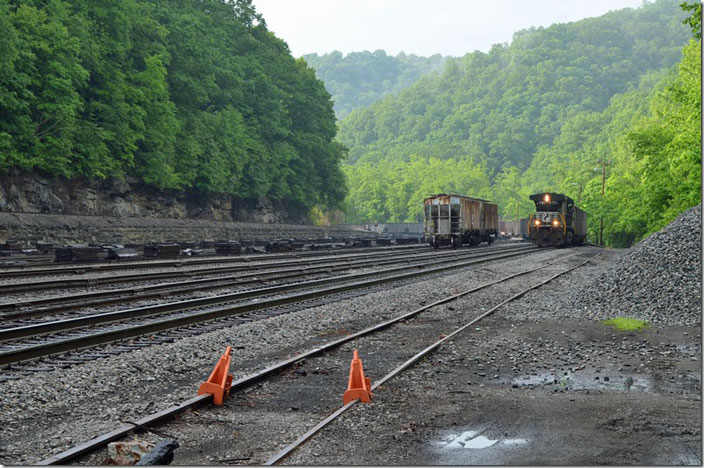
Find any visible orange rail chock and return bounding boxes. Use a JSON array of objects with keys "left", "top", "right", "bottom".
[
  {"left": 197, "top": 346, "right": 233, "bottom": 405},
  {"left": 343, "top": 350, "right": 373, "bottom": 405}
]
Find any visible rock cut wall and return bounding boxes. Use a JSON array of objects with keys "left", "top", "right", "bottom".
[
  {"left": 0, "top": 171, "right": 304, "bottom": 224},
  {"left": 0, "top": 212, "right": 374, "bottom": 245}
]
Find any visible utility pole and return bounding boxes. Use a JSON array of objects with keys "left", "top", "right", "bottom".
[
  {"left": 598, "top": 159, "right": 611, "bottom": 246},
  {"left": 600, "top": 162, "right": 605, "bottom": 246}
]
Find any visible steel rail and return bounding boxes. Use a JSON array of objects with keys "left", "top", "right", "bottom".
[
  {"left": 0, "top": 261, "right": 376, "bottom": 320},
  {"left": 0, "top": 244, "right": 525, "bottom": 315},
  {"left": 0, "top": 244, "right": 427, "bottom": 279},
  {"left": 0, "top": 250, "right": 405, "bottom": 294},
  {"left": 0, "top": 247, "right": 538, "bottom": 366},
  {"left": 264, "top": 253, "right": 599, "bottom": 465},
  {"left": 36, "top": 250, "right": 584, "bottom": 466},
  {"left": 0, "top": 248, "right": 417, "bottom": 294},
  {"left": 0, "top": 243, "right": 508, "bottom": 294},
  {"left": 0, "top": 247, "right": 426, "bottom": 308},
  {"left": 0, "top": 246, "right": 534, "bottom": 340},
  {"left": 0, "top": 247, "right": 514, "bottom": 321},
  {"left": 36, "top": 394, "right": 213, "bottom": 465}
]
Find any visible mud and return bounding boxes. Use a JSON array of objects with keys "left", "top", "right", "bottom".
[{"left": 283, "top": 317, "right": 701, "bottom": 465}]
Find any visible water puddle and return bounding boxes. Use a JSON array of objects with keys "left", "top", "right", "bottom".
[
  {"left": 511, "top": 370, "right": 652, "bottom": 392},
  {"left": 436, "top": 431, "right": 527, "bottom": 450},
  {"left": 464, "top": 436, "right": 497, "bottom": 449},
  {"left": 502, "top": 438, "right": 527, "bottom": 445}
]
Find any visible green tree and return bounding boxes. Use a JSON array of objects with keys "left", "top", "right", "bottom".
[
  {"left": 338, "top": 0, "right": 689, "bottom": 177},
  {"left": 0, "top": 1, "right": 88, "bottom": 176},
  {"left": 680, "top": 1, "right": 701, "bottom": 38},
  {"left": 0, "top": 0, "right": 348, "bottom": 215},
  {"left": 625, "top": 39, "right": 701, "bottom": 232}
]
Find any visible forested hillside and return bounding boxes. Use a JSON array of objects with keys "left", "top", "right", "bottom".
[
  {"left": 302, "top": 51, "right": 447, "bottom": 119},
  {"left": 0, "top": 0, "right": 346, "bottom": 213},
  {"left": 342, "top": 0, "right": 701, "bottom": 247},
  {"left": 340, "top": 0, "right": 689, "bottom": 170}
]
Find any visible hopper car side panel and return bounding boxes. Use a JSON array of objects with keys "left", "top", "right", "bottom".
[
  {"left": 575, "top": 207, "right": 587, "bottom": 240},
  {"left": 423, "top": 193, "right": 498, "bottom": 248}
]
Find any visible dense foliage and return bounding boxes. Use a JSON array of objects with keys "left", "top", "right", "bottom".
[
  {"left": 302, "top": 50, "right": 447, "bottom": 119},
  {"left": 341, "top": 0, "right": 700, "bottom": 247},
  {"left": 0, "top": 0, "right": 347, "bottom": 210},
  {"left": 339, "top": 0, "right": 689, "bottom": 171}
]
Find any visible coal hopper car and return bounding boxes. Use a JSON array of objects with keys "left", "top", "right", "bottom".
[
  {"left": 423, "top": 194, "right": 498, "bottom": 248},
  {"left": 527, "top": 192, "right": 587, "bottom": 246}
]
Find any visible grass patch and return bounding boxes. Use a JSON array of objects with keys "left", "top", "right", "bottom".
[{"left": 602, "top": 317, "right": 650, "bottom": 331}]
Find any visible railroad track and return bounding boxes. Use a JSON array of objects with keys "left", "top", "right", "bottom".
[
  {"left": 0, "top": 244, "right": 538, "bottom": 371},
  {"left": 0, "top": 246, "right": 428, "bottom": 293},
  {"left": 35, "top": 249, "right": 599, "bottom": 465},
  {"left": 0, "top": 243, "right": 529, "bottom": 320},
  {"left": 0, "top": 241, "right": 516, "bottom": 296},
  {"left": 0, "top": 243, "right": 426, "bottom": 279}
]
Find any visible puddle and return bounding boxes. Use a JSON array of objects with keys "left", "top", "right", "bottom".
[
  {"left": 464, "top": 436, "right": 497, "bottom": 449},
  {"left": 436, "top": 431, "right": 527, "bottom": 450},
  {"left": 511, "top": 370, "right": 652, "bottom": 392}
]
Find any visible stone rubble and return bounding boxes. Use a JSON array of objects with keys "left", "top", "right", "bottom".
[{"left": 568, "top": 205, "right": 701, "bottom": 325}]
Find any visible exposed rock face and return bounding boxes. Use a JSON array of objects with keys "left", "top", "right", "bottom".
[
  {"left": 0, "top": 171, "right": 302, "bottom": 224},
  {"left": 0, "top": 212, "right": 373, "bottom": 245}
]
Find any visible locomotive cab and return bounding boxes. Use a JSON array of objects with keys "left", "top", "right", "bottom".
[{"left": 528, "top": 192, "right": 586, "bottom": 246}]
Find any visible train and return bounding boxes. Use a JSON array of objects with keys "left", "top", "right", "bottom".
[
  {"left": 527, "top": 192, "right": 587, "bottom": 246},
  {"left": 499, "top": 218, "right": 530, "bottom": 238},
  {"left": 423, "top": 194, "right": 498, "bottom": 248}
]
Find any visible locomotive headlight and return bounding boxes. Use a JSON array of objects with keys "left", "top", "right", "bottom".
[
  {"left": 534, "top": 220, "right": 541, "bottom": 226},
  {"left": 544, "top": 194, "right": 550, "bottom": 203},
  {"left": 552, "top": 219, "right": 560, "bottom": 226}
]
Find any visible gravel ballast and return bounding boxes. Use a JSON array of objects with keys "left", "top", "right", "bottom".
[
  {"left": 0, "top": 203, "right": 701, "bottom": 466},
  {"left": 0, "top": 248, "right": 567, "bottom": 465},
  {"left": 569, "top": 205, "right": 702, "bottom": 325}
]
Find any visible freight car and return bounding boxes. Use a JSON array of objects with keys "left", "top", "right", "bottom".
[
  {"left": 527, "top": 192, "right": 587, "bottom": 246},
  {"left": 423, "top": 194, "right": 498, "bottom": 248},
  {"left": 499, "top": 218, "right": 530, "bottom": 238}
]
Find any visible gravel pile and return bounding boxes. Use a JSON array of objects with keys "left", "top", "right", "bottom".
[{"left": 569, "top": 205, "right": 701, "bottom": 325}]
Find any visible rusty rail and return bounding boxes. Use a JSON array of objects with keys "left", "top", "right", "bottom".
[
  {"left": 35, "top": 250, "right": 587, "bottom": 465},
  {"left": 0, "top": 246, "right": 536, "bottom": 367},
  {"left": 0, "top": 244, "right": 524, "bottom": 317},
  {"left": 264, "top": 253, "right": 599, "bottom": 464}
]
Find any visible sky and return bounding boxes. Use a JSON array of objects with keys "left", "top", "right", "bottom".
[{"left": 252, "top": 0, "right": 646, "bottom": 57}]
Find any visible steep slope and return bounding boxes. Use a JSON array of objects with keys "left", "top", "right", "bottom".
[
  {"left": 337, "top": 0, "right": 690, "bottom": 174},
  {"left": 303, "top": 50, "right": 447, "bottom": 119},
  {"left": 0, "top": 0, "right": 346, "bottom": 215}
]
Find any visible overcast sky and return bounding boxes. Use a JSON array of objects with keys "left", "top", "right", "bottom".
[{"left": 252, "top": 0, "right": 646, "bottom": 57}]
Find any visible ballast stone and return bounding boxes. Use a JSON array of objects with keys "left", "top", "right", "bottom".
[{"left": 570, "top": 205, "right": 702, "bottom": 325}]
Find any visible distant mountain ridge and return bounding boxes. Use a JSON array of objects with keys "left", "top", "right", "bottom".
[{"left": 302, "top": 50, "right": 448, "bottom": 119}]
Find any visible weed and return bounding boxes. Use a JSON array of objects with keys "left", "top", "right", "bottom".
[{"left": 602, "top": 317, "right": 650, "bottom": 331}]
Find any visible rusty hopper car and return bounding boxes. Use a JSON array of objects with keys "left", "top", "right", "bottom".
[
  {"left": 527, "top": 192, "right": 587, "bottom": 246},
  {"left": 423, "top": 194, "right": 498, "bottom": 248}
]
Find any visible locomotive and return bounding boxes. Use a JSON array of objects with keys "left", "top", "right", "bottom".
[
  {"left": 527, "top": 192, "right": 587, "bottom": 246},
  {"left": 423, "top": 193, "right": 498, "bottom": 248}
]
